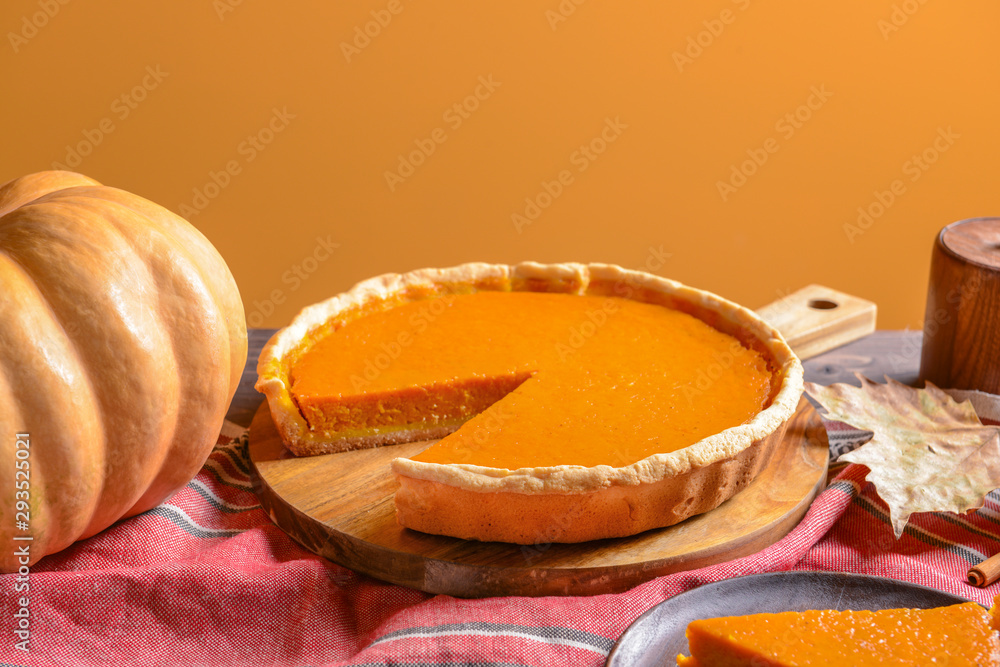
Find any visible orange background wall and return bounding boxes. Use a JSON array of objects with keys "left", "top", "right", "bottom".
[{"left": 1, "top": 0, "right": 997, "bottom": 330}]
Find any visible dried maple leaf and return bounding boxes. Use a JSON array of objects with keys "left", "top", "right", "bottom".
[{"left": 804, "top": 375, "right": 1000, "bottom": 538}]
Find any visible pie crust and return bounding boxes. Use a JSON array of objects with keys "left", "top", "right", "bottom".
[{"left": 256, "top": 262, "right": 804, "bottom": 544}]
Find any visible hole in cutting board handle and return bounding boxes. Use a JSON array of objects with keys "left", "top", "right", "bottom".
[{"left": 808, "top": 298, "right": 839, "bottom": 310}]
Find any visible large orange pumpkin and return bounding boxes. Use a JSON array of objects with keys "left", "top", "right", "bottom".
[{"left": 0, "top": 171, "right": 247, "bottom": 571}]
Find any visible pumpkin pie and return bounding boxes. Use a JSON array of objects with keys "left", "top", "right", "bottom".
[
  {"left": 255, "top": 262, "right": 803, "bottom": 543},
  {"left": 677, "top": 602, "right": 1000, "bottom": 666}
]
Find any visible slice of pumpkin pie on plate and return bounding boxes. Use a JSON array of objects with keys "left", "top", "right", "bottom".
[
  {"left": 677, "top": 602, "right": 1000, "bottom": 666},
  {"left": 255, "top": 262, "right": 803, "bottom": 544}
]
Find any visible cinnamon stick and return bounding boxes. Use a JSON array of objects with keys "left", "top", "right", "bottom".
[{"left": 968, "top": 552, "right": 1000, "bottom": 587}]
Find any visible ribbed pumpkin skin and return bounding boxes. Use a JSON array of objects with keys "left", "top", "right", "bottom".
[{"left": 0, "top": 171, "right": 247, "bottom": 571}]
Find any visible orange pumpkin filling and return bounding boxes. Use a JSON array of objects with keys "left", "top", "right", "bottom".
[
  {"left": 677, "top": 602, "right": 1000, "bottom": 666},
  {"left": 290, "top": 291, "right": 773, "bottom": 469}
]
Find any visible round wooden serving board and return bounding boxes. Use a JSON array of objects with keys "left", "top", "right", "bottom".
[{"left": 247, "top": 397, "right": 828, "bottom": 598}]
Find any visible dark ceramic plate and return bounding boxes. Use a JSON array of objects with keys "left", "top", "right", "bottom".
[{"left": 606, "top": 571, "right": 974, "bottom": 666}]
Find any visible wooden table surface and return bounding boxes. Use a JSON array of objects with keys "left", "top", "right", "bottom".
[{"left": 226, "top": 329, "right": 924, "bottom": 428}]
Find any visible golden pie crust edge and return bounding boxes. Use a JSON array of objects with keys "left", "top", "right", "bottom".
[{"left": 256, "top": 261, "right": 804, "bottom": 543}]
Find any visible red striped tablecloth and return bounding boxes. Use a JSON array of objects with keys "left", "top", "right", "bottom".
[{"left": 2, "top": 415, "right": 999, "bottom": 666}]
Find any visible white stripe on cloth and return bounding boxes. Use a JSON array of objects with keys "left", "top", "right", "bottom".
[
  {"left": 199, "top": 457, "right": 255, "bottom": 491},
  {"left": 151, "top": 503, "right": 247, "bottom": 538},
  {"left": 370, "top": 624, "right": 614, "bottom": 657},
  {"left": 187, "top": 479, "right": 260, "bottom": 512}
]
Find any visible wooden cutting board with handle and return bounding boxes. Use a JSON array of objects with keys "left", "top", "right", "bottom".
[{"left": 247, "top": 286, "right": 875, "bottom": 597}]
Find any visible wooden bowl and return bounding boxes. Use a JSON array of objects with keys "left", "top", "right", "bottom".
[{"left": 919, "top": 218, "right": 1000, "bottom": 394}]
